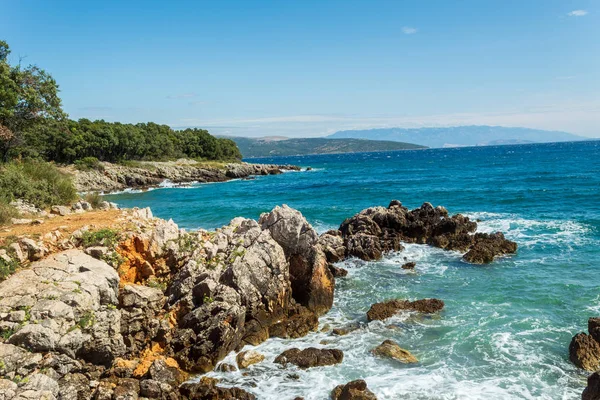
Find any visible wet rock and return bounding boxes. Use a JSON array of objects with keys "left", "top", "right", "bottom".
[
  {"left": 570, "top": 333, "right": 600, "bottom": 371},
  {"left": 274, "top": 347, "right": 343, "bottom": 369},
  {"left": 366, "top": 299, "right": 444, "bottom": 321},
  {"left": 331, "top": 380, "right": 377, "bottom": 400},
  {"left": 371, "top": 340, "right": 418, "bottom": 363},
  {"left": 236, "top": 350, "right": 265, "bottom": 369},
  {"left": 462, "top": 232, "right": 517, "bottom": 264},
  {"left": 260, "top": 205, "right": 334, "bottom": 316},
  {"left": 179, "top": 377, "right": 256, "bottom": 400},
  {"left": 589, "top": 317, "right": 600, "bottom": 343},
  {"left": 269, "top": 305, "right": 319, "bottom": 339},
  {"left": 329, "top": 265, "right": 348, "bottom": 277},
  {"left": 401, "top": 262, "right": 415, "bottom": 270},
  {"left": 215, "top": 363, "right": 237, "bottom": 372},
  {"left": 332, "top": 323, "right": 360, "bottom": 336},
  {"left": 583, "top": 372, "right": 600, "bottom": 400}
]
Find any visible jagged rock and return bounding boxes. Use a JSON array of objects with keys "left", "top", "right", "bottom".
[
  {"left": 332, "top": 323, "right": 360, "bottom": 336},
  {"left": 132, "top": 207, "right": 153, "bottom": 220},
  {"left": 570, "top": 333, "right": 600, "bottom": 371},
  {"left": 0, "top": 250, "right": 124, "bottom": 365},
  {"left": 371, "top": 340, "right": 418, "bottom": 363},
  {"left": 179, "top": 377, "right": 256, "bottom": 400},
  {"left": 0, "top": 379, "right": 18, "bottom": 399},
  {"left": 147, "top": 358, "right": 188, "bottom": 387},
  {"left": 319, "top": 231, "right": 346, "bottom": 264},
  {"left": 20, "top": 374, "right": 60, "bottom": 397},
  {"left": 274, "top": 347, "right": 343, "bottom": 369},
  {"left": 0, "top": 343, "right": 43, "bottom": 375},
  {"left": 583, "top": 372, "right": 600, "bottom": 400},
  {"left": 590, "top": 318, "right": 600, "bottom": 343},
  {"left": 8, "top": 242, "right": 26, "bottom": 263},
  {"left": 236, "top": 350, "right": 265, "bottom": 369},
  {"left": 260, "top": 205, "right": 334, "bottom": 316},
  {"left": 19, "top": 238, "right": 47, "bottom": 261},
  {"left": 215, "top": 363, "right": 237, "bottom": 372},
  {"left": 57, "top": 373, "right": 91, "bottom": 400},
  {"left": 331, "top": 380, "right": 377, "bottom": 400},
  {"left": 11, "top": 218, "right": 33, "bottom": 225},
  {"left": 269, "top": 304, "right": 319, "bottom": 339},
  {"left": 111, "top": 377, "right": 140, "bottom": 400},
  {"left": 329, "top": 265, "right": 348, "bottom": 277},
  {"left": 401, "top": 262, "right": 415, "bottom": 270},
  {"left": 367, "top": 299, "right": 444, "bottom": 321},
  {"left": 462, "top": 232, "right": 517, "bottom": 264}
]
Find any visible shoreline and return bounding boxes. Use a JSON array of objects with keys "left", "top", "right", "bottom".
[{"left": 60, "top": 159, "right": 303, "bottom": 193}]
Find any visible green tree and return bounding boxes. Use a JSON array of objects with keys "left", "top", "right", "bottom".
[{"left": 0, "top": 40, "right": 65, "bottom": 161}]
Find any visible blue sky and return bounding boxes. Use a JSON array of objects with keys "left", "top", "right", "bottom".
[{"left": 1, "top": 0, "right": 598, "bottom": 137}]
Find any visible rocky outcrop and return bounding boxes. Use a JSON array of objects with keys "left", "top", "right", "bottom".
[
  {"left": 371, "top": 340, "right": 418, "bottom": 364},
  {"left": 67, "top": 160, "right": 301, "bottom": 193},
  {"left": 570, "top": 318, "right": 600, "bottom": 371},
  {"left": 0, "top": 250, "right": 124, "bottom": 365},
  {"left": 180, "top": 377, "right": 256, "bottom": 400},
  {"left": 366, "top": 298, "right": 445, "bottom": 321},
  {"left": 236, "top": 350, "right": 265, "bottom": 369},
  {"left": 583, "top": 372, "right": 600, "bottom": 400},
  {"left": 338, "top": 200, "right": 516, "bottom": 263},
  {"left": 274, "top": 347, "right": 344, "bottom": 369},
  {"left": 260, "top": 205, "right": 335, "bottom": 316},
  {"left": 331, "top": 380, "right": 377, "bottom": 400}
]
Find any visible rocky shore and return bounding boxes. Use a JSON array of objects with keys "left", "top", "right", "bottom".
[
  {"left": 61, "top": 160, "right": 301, "bottom": 193},
  {"left": 0, "top": 200, "right": 517, "bottom": 399}
]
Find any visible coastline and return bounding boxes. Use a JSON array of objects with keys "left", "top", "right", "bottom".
[{"left": 60, "top": 159, "right": 302, "bottom": 193}]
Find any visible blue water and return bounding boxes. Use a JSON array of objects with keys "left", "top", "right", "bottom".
[{"left": 107, "top": 141, "right": 600, "bottom": 399}]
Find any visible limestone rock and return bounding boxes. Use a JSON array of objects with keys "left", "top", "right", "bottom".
[
  {"left": 274, "top": 347, "right": 343, "bottom": 369},
  {"left": 371, "top": 340, "right": 418, "bottom": 363},
  {"left": 236, "top": 350, "right": 265, "bottom": 369},
  {"left": 331, "top": 380, "right": 377, "bottom": 400},
  {"left": 367, "top": 299, "right": 445, "bottom": 321},
  {"left": 570, "top": 333, "right": 600, "bottom": 371}
]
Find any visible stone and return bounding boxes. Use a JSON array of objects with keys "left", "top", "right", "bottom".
[
  {"left": 462, "top": 232, "right": 517, "bottom": 264},
  {"left": 8, "top": 243, "right": 26, "bottom": 263},
  {"left": 329, "top": 265, "right": 348, "bottom": 277},
  {"left": 51, "top": 206, "right": 71, "bottom": 216},
  {"left": 570, "top": 333, "right": 600, "bottom": 371},
  {"left": 274, "top": 347, "right": 343, "bottom": 369},
  {"left": 215, "top": 363, "right": 237, "bottom": 372},
  {"left": 259, "top": 205, "right": 334, "bottom": 316},
  {"left": 583, "top": 372, "right": 600, "bottom": 400},
  {"left": 401, "top": 262, "right": 416, "bottom": 270},
  {"left": 367, "top": 299, "right": 445, "bottom": 321},
  {"left": 589, "top": 317, "right": 600, "bottom": 343},
  {"left": 19, "top": 238, "right": 47, "bottom": 261},
  {"left": 179, "top": 377, "right": 256, "bottom": 400},
  {"left": 85, "top": 246, "right": 109, "bottom": 259},
  {"left": 0, "top": 379, "right": 18, "bottom": 399},
  {"left": 319, "top": 231, "right": 346, "bottom": 264},
  {"left": 371, "top": 340, "right": 418, "bottom": 363},
  {"left": 331, "top": 380, "right": 377, "bottom": 400},
  {"left": 236, "top": 350, "right": 265, "bottom": 369},
  {"left": 21, "top": 373, "right": 60, "bottom": 397}
]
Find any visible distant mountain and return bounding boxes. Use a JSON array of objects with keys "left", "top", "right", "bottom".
[
  {"left": 327, "top": 126, "right": 586, "bottom": 148},
  {"left": 225, "top": 137, "right": 426, "bottom": 158}
]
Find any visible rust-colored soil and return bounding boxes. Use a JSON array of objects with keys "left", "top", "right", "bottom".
[{"left": 0, "top": 210, "right": 123, "bottom": 244}]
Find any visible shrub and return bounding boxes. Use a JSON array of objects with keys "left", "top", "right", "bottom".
[
  {"left": 80, "top": 228, "right": 120, "bottom": 248},
  {"left": 0, "top": 160, "right": 77, "bottom": 208},
  {"left": 74, "top": 157, "right": 104, "bottom": 171},
  {"left": 0, "top": 257, "right": 18, "bottom": 281},
  {"left": 84, "top": 192, "right": 103, "bottom": 209},
  {"left": 0, "top": 198, "right": 18, "bottom": 226}
]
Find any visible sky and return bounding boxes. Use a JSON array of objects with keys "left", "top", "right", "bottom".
[{"left": 1, "top": 0, "right": 598, "bottom": 138}]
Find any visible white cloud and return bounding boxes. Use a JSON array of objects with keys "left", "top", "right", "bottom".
[
  {"left": 568, "top": 10, "right": 588, "bottom": 16},
  {"left": 402, "top": 26, "right": 418, "bottom": 34}
]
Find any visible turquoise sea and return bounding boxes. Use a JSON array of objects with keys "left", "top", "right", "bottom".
[{"left": 106, "top": 140, "right": 600, "bottom": 399}]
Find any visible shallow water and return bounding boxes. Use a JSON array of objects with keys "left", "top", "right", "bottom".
[{"left": 106, "top": 141, "right": 600, "bottom": 399}]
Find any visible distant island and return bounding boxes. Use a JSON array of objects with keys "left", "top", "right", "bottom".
[
  {"left": 225, "top": 136, "right": 427, "bottom": 158},
  {"left": 328, "top": 125, "right": 586, "bottom": 148}
]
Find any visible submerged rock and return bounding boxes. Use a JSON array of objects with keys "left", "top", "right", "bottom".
[
  {"left": 274, "top": 347, "right": 344, "bottom": 369},
  {"left": 371, "top": 340, "right": 418, "bottom": 364},
  {"left": 331, "top": 379, "right": 378, "bottom": 400},
  {"left": 401, "top": 262, "right": 416, "bottom": 270},
  {"left": 367, "top": 298, "right": 444, "bottom": 321},
  {"left": 462, "top": 232, "right": 517, "bottom": 264}
]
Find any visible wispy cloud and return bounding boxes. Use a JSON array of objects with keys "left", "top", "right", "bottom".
[
  {"left": 567, "top": 10, "right": 588, "bottom": 16},
  {"left": 166, "top": 93, "right": 197, "bottom": 99},
  {"left": 402, "top": 26, "right": 418, "bottom": 34}
]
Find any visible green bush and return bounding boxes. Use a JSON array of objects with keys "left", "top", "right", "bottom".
[
  {"left": 84, "top": 192, "right": 103, "bottom": 209},
  {"left": 74, "top": 157, "right": 104, "bottom": 171},
  {"left": 0, "top": 257, "right": 18, "bottom": 281},
  {"left": 0, "top": 198, "right": 18, "bottom": 225},
  {"left": 0, "top": 161, "right": 77, "bottom": 209},
  {"left": 80, "top": 228, "right": 120, "bottom": 248}
]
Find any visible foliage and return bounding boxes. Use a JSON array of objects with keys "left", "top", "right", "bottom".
[
  {"left": 0, "top": 160, "right": 77, "bottom": 209},
  {"left": 84, "top": 192, "right": 103, "bottom": 208},
  {"left": 0, "top": 257, "right": 18, "bottom": 281},
  {"left": 0, "top": 197, "right": 18, "bottom": 225},
  {"left": 80, "top": 228, "right": 120, "bottom": 248},
  {"left": 74, "top": 156, "right": 104, "bottom": 171},
  {"left": 0, "top": 40, "right": 65, "bottom": 161}
]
